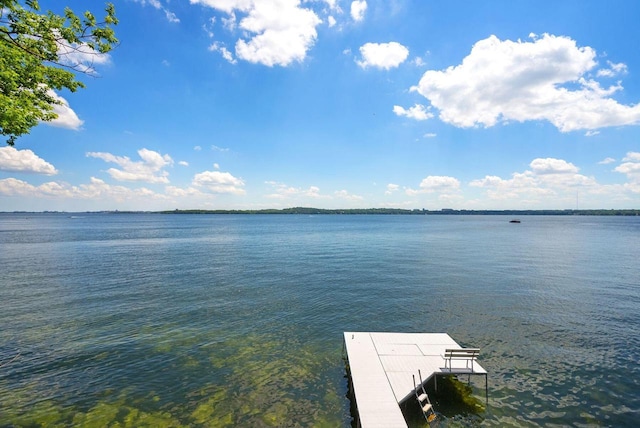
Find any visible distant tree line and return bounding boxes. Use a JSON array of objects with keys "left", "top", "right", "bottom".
[
  {"left": 431, "top": 209, "right": 640, "bottom": 216},
  {"left": 156, "top": 208, "right": 640, "bottom": 216},
  {"left": 158, "top": 207, "right": 427, "bottom": 215}
]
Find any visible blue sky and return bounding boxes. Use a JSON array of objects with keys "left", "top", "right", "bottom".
[{"left": 2, "top": 0, "right": 640, "bottom": 211}]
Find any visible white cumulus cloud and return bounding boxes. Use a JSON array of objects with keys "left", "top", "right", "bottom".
[
  {"left": 165, "top": 185, "right": 203, "bottom": 198},
  {"left": 597, "top": 61, "right": 627, "bottom": 77},
  {"left": 335, "top": 189, "right": 363, "bottom": 201},
  {"left": 357, "top": 42, "right": 409, "bottom": 70},
  {"left": 406, "top": 176, "right": 460, "bottom": 195},
  {"left": 385, "top": 183, "right": 399, "bottom": 195},
  {"left": 87, "top": 148, "right": 173, "bottom": 184},
  {"left": 55, "top": 32, "right": 111, "bottom": 75},
  {"left": 192, "top": 170, "right": 246, "bottom": 194},
  {"left": 324, "top": 0, "right": 339, "bottom": 10},
  {"left": 192, "top": 0, "right": 321, "bottom": 67},
  {"left": 614, "top": 152, "right": 640, "bottom": 188},
  {"left": 0, "top": 147, "right": 58, "bottom": 175},
  {"left": 0, "top": 177, "right": 166, "bottom": 202},
  {"left": 412, "top": 34, "right": 640, "bottom": 132},
  {"left": 264, "top": 181, "right": 328, "bottom": 199},
  {"left": 393, "top": 104, "right": 433, "bottom": 121},
  {"left": 598, "top": 157, "right": 616, "bottom": 165},
  {"left": 622, "top": 152, "right": 640, "bottom": 162},
  {"left": 470, "top": 157, "right": 598, "bottom": 203},
  {"left": 350, "top": 0, "right": 367, "bottom": 22},
  {"left": 164, "top": 10, "right": 180, "bottom": 23},
  {"left": 46, "top": 91, "right": 84, "bottom": 130},
  {"left": 529, "top": 158, "right": 579, "bottom": 175},
  {"left": 209, "top": 41, "right": 237, "bottom": 64}
]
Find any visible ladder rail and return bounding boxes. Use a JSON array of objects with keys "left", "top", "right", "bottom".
[{"left": 413, "top": 370, "right": 437, "bottom": 424}]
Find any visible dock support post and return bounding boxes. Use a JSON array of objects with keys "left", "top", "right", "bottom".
[{"left": 485, "top": 373, "right": 488, "bottom": 405}]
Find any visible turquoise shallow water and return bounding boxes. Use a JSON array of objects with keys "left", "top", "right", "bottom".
[{"left": 1, "top": 213, "right": 639, "bottom": 427}]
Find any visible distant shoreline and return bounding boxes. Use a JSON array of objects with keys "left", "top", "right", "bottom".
[{"left": 4, "top": 208, "right": 640, "bottom": 216}]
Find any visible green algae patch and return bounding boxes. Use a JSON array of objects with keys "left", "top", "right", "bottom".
[
  {"left": 69, "top": 399, "right": 183, "bottom": 428},
  {"left": 401, "top": 375, "right": 486, "bottom": 426},
  {"left": 431, "top": 375, "right": 486, "bottom": 415},
  {"left": 0, "top": 330, "right": 347, "bottom": 427},
  {"left": 71, "top": 402, "right": 121, "bottom": 427},
  {"left": 0, "top": 386, "right": 183, "bottom": 428},
  {"left": 0, "top": 383, "right": 72, "bottom": 428},
  {"left": 3, "top": 399, "right": 69, "bottom": 428},
  {"left": 121, "top": 407, "right": 181, "bottom": 427},
  {"left": 196, "top": 332, "right": 345, "bottom": 426},
  {"left": 190, "top": 389, "right": 235, "bottom": 427}
]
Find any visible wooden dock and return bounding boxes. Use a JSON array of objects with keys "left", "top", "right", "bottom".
[{"left": 343, "top": 332, "right": 487, "bottom": 428}]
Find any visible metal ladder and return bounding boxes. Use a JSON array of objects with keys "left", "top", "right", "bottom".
[{"left": 413, "top": 370, "right": 437, "bottom": 424}]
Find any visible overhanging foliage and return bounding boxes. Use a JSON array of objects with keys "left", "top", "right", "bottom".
[{"left": 0, "top": 0, "right": 118, "bottom": 145}]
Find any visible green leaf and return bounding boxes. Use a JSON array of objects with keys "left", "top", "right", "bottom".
[{"left": 0, "top": 0, "right": 118, "bottom": 145}]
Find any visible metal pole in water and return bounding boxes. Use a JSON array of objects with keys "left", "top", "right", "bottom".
[{"left": 485, "top": 374, "right": 488, "bottom": 405}]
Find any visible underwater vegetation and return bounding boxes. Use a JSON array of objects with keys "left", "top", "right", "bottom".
[
  {"left": 399, "top": 375, "right": 486, "bottom": 427},
  {"left": 432, "top": 375, "right": 486, "bottom": 415},
  {"left": 0, "top": 331, "right": 347, "bottom": 427}
]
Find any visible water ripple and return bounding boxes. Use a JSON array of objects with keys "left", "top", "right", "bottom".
[{"left": 1, "top": 214, "right": 639, "bottom": 426}]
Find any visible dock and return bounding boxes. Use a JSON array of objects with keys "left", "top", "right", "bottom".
[{"left": 343, "top": 332, "right": 487, "bottom": 428}]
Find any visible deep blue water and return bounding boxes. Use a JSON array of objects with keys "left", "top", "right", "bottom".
[{"left": 1, "top": 213, "right": 639, "bottom": 427}]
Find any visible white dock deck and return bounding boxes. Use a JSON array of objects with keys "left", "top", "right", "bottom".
[{"left": 344, "top": 332, "right": 487, "bottom": 428}]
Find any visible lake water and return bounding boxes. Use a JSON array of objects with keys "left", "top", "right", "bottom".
[{"left": 1, "top": 213, "right": 639, "bottom": 427}]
